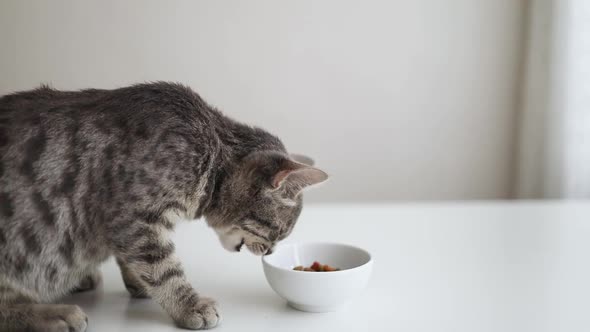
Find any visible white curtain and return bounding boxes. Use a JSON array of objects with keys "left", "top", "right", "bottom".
[{"left": 517, "top": 0, "right": 590, "bottom": 199}]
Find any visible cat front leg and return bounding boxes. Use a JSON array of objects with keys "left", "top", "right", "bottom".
[
  {"left": 116, "top": 257, "right": 150, "bottom": 298},
  {"left": 111, "top": 222, "right": 220, "bottom": 330}
]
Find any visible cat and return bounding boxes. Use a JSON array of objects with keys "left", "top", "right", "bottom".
[{"left": 0, "top": 82, "right": 328, "bottom": 331}]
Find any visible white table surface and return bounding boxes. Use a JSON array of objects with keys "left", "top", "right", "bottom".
[{"left": 61, "top": 202, "right": 590, "bottom": 332}]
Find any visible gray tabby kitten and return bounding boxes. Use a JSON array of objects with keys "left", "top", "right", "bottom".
[{"left": 0, "top": 82, "right": 328, "bottom": 331}]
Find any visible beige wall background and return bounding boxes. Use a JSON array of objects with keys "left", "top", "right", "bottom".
[{"left": 0, "top": 0, "right": 527, "bottom": 202}]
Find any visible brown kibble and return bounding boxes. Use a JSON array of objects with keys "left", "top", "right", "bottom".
[
  {"left": 310, "top": 261, "right": 321, "bottom": 271},
  {"left": 293, "top": 261, "right": 340, "bottom": 272}
]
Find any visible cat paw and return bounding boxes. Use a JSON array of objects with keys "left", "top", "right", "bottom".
[
  {"left": 174, "top": 297, "right": 221, "bottom": 330},
  {"left": 72, "top": 270, "right": 102, "bottom": 293},
  {"left": 30, "top": 304, "right": 88, "bottom": 332}
]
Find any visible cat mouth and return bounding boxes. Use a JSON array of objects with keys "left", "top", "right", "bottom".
[
  {"left": 235, "top": 238, "right": 245, "bottom": 252},
  {"left": 214, "top": 227, "right": 269, "bottom": 255},
  {"left": 265, "top": 246, "right": 274, "bottom": 255},
  {"left": 244, "top": 242, "right": 272, "bottom": 256}
]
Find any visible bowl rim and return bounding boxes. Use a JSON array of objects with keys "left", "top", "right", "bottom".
[{"left": 261, "top": 241, "right": 373, "bottom": 274}]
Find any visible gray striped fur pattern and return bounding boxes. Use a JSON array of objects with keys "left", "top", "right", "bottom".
[{"left": 0, "top": 82, "right": 328, "bottom": 331}]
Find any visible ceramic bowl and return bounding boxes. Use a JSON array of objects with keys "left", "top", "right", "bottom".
[{"left": 262, "top": 242, "right": 373, "bottom": 312}]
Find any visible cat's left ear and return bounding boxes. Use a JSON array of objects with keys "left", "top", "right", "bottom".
[{"left": 272, "top": 158, "right": 328, "bottom": 194}]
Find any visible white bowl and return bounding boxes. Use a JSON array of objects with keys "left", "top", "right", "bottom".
[{"left": 262, "top": 242, "right": 373, "bottom": 312}]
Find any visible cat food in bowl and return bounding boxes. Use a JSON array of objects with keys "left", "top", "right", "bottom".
[
  {"left": 262, "top": 242, "right": 372, "bottom": 313},
  {"left": 293, "top": 261, "right": 340, "bottom": 272}
]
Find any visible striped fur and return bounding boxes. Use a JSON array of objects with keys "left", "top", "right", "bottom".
[{"left": 0, "top": 82, "right": 327, "bottom": 331}]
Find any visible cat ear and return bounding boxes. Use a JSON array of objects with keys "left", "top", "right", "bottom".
[
  {"left": 272, "top": 160, "right": 328, "bottom": 194},
  {"left": 289, "top": 154, "right": 315, "bottom": 166},
  {"left": 243, "top": 151, "right": 328, "bottom": 194}
]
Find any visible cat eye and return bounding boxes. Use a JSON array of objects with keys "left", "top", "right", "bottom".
[
  {"left": 241, "top": 224, "right": 270, "bottom": 242},
  {"left": 246, "top": 213, "right": 277, "bottom": 230}
]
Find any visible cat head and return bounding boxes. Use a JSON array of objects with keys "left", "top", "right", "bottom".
[{"left": 205, "top": 151, "right": 328, "bottom": 255}]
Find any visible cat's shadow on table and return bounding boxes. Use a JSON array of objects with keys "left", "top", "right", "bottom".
[
  {"left": 60, "top": 284, "right": 173, "bottom": 327},
  {"left": 59, "top": 281, "right": 293, "bottom": 327}
]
